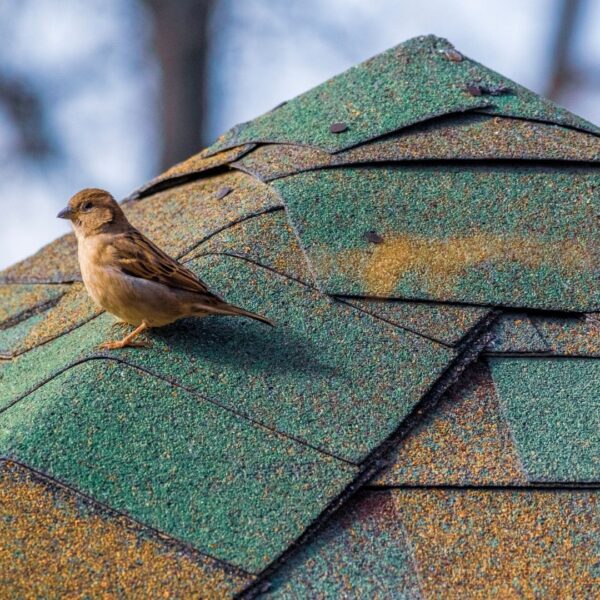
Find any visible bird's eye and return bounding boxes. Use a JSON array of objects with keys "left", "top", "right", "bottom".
[{"left": 82, "top": 202, "right": 93, "bottom": 211}]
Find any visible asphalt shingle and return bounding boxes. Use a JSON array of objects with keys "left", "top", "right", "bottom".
[
  {"left": 375, "top": 361, "right": 527, "bottom": 486},
  {"left": 0, "top": 284, "right": 68, "bottom": 326},
  {"left": 266, "top": 491, "right": 420, "bottom": 599},
  {"left": 267, "top": 488, "right": 599, "bottom": 598},
  {"left": 206, "top": 35, "right": 598, "bottom": 156},
  {"left": 486, "top": 313, "right": 550, "bottom": 354},
  {"left": 345, "top": 299, "right": 492, "bottom": 346},
  {"left": 233, "top": 114, "right": 600, "bottom": 182},
  {"left": 533, "top": 313, "right": 600, "bottom": 357},
  {"left": 489, "top": 357, "right": 600, "bottom": 482},
  {"left": 273, "top": 165, "right": 599, "bottom": 311},
  {"left": 0, "top": 361, "right": 357, "bottom": 572},
  {"left": 396, "top": 489, "right": 599, "bottom": 599},
  {"left": 0, "top": 460, "right": 253, "bottom": 598}
]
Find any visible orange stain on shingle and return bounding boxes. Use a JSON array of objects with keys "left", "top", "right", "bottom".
[
  {"left": 360, "top": 233, "right": 594, "bottom": 296},
  {"left": 0, "top": 461, "right": 251, "bottom": 599},
  {"left": 395, "top": 489, "right": 598, "bottom": 599}
]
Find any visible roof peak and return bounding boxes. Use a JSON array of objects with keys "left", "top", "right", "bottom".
[{"left": 205, "top": 34, "right": 599, "bottom": 156}]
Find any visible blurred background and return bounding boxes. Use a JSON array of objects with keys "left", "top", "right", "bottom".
[{"left": 0, "top": 0, "right": 598, "bottom": 270}]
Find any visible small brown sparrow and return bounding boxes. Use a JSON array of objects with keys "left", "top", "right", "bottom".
[{"left": 57, "top": 188, "right": 273, "bottom": 350}]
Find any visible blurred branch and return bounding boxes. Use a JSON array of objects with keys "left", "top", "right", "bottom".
[
  {"left": 146, "top": 0, "right": 216, "bottom": 169},
  {"left": 0, "top": 75, "right": 55, "bottom": 159},
  {"left": 546, "top": 0, "right": 582, "bottom": 100}
]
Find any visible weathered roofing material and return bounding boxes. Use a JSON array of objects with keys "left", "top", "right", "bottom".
[
  {"left": 0, "top": 460, "right": 253, "bottom": 598},
  {"left": 265, "top": 489, "right": 598, "bottom": 599},
  {"left": 1, "top": 34, "right": 598, "bottom": 597},
  {"left": 375, "top": 360, "right": 528, "bottom": 486},
  {"left": 232, "top": 114, "right": 600, "bottom": 182},
  {"left": 273, "top": 165, "right": 598, "bottom": 311},
  {"left": 205, "top": 35, "right": 599, "bottom": 156}
]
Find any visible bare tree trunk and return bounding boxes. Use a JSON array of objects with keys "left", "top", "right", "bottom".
[
  {"left": 146, "top": 0, "right": 216, "bottom": 170},
  {"left": 546, "top": 0, "right": 582, "bottom": 101}
]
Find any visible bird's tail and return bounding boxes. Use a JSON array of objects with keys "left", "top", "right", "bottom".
[
  {"left": 225, "top": 304, "right": 275, "bottom": 327},
  {"left": 193, "top": 301, "right": 275, "bottom": 327}
]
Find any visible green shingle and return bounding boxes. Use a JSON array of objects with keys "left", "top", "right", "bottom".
[
  {"left": 266, "top": 491, "right": 420, "bottom": 599},
  {"left": 489, "top": 357, "right": 600, "bottom": 482},
  {"left": 141, "top": 254, "right": 457, "bottom": 463},
  {"left": 486, "top": 313, "right": 550, "bottom": 354},
  {"left": 345, "top": 298, "right": 492, "bottom": 346},
  {"left": 0, "top": 360, "right": 356, "bottom": 573},
  {"left": 375, "top": 361, "right": 527, "bottom": 486},
  {"left": 0, "top": 254, "right": 460, "bottom": 465},
  {"left": 0, "top": 313, "right": 109, "bottom": 411},
  {"left": 206, "top": 35, "right": 599, "bottom": 156},
  {"left": 273, "top": 165, "right": 599, "bottom": 311},
  {"left": 233, "top": 115, "right": 600, "bottom": 182},
  {"left": 187, "top": 209, "right": 314, "bottom": 285}
]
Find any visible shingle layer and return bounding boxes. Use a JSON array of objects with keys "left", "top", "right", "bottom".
[
  {"left": 0, "top": 460, "right": 253, "bottom": 599},
  {"left": 0, "top": 34, "right": 598, "bottom": 598}
]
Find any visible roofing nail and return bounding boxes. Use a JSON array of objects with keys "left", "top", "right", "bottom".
[
  {"left": 364, "top": 230, "right": 384, "bottom": 244},
  {"left": 488, "top": 84, "right": 513, "bottom": 96},
  {"left": 330, "top": 122, "right": 348, "bottom": 134},
  {"left": 215, "top": 186, "right": 233, "bottom": 200},
  {"left": 444, "top": 48, "right": 463, "bottom": 62},
  {"left": 466, "top": 83, "right": 483, "bottom": 96}
]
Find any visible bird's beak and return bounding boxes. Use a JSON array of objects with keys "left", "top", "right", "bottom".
[{"left": 57, "top": 207, "right": 74, "bottom": 220}]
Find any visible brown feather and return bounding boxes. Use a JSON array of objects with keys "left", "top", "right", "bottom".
[{"left": 107, "top": 228, "right": 219, "bottom": 298}]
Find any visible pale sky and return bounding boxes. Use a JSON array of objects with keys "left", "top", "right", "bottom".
[{"left": 0, "top": 0, "right": 598, "bottom": 270}]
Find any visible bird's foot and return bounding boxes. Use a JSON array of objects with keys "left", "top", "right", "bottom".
[
  {"left": 98, "top": 338, "right": 152, "bottom": 351},
  {"left": 98, "top": 321, "right": 151, "bottom": 350}
]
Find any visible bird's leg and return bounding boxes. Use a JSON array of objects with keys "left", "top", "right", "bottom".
[{"left": 98, "top": 321, "right": 152, "bottom": 350}]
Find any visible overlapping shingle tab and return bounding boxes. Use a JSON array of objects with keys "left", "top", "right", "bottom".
[
  {"left": 272, "top": 165, "right": 598, "bottom": 311},
  {"left": 1, "top": 35, "right": 597, "bottom": 597},
  {"left": 205, "top": 35, "right": 599, "bottom": 156}
]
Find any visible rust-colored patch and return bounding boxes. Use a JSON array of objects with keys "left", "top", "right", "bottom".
[
  {"left": 375, "top": 361, "right": 528, "bottom": 485},
  {"left": 0, "top": 234, "right": 80, "bottom": 284},
  {"left": 353, "top": 233, "right": 594, "bottom": 298},
  {"left": 0, "top": 460, "right": 252, "bottom": 599},
  {"left": 396, "top": 489, "right": 599, "bottom": 599},
  {"left": 0, "top": 284, "right": 69, "bottom": 326}
]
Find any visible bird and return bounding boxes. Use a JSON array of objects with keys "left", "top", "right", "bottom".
[{"left": 57, "top": 188, "right": 273, "bottom": 350}]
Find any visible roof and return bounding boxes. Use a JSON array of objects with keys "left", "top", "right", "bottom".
[{"left": 0, "top": 35, "right": 598, "bottom": 598}]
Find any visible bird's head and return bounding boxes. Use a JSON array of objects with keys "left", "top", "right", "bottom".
[{"left": 57, "top": 188, "right": 127, "bottom": 237}]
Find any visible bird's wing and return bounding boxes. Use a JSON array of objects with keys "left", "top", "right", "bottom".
[{"left": 107, "top": 228, "right": 219, "bottom": 297}]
